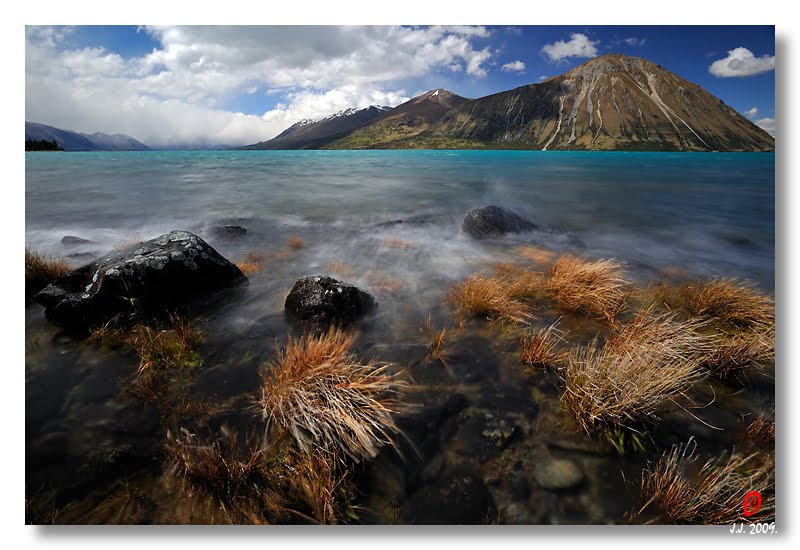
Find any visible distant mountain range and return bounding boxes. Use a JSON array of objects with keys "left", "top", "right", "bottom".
[
  {"left": 238, "top": 105, "right": 392, "bottom": 150},
  {"left": 25, "top": 122, "right": 150, "bottom": 151},
  {"left": 241, "top": 54, "right": 774, "bottom": 152}
]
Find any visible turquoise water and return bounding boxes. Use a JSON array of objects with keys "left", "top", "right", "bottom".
[
  {"left": 25, "top": 150, "right": 775, "bottom": 524},
  {"left": 25, "top": 150, "right": 775, "bottom": 290}
]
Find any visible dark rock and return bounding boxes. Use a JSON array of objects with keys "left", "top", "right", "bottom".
[
  {"left": 455, "top": 409, "right": 520, "bottom": 462},
  {"left": 284, "top": 275, "right": 377, "bottom": 333},
  {"left": 462, "top": 205, "right": 536, "bottom": 239},
  {"left": 33, "top": 230, "right": 247, "bottom": 331},
  {"left": 404, "top": 468, "right": 496, "bottom": 524},
  {"left": 61, "top": 235, "right": 91, "bottom": 245},
  {"left": 209, "top": 224, "right": 247, "bottom": 236}
]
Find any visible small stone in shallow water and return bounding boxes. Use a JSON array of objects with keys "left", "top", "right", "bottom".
[
  {"left": 533, "top": 458, "right": 584, "bottom": 490},
  {"left": 171, "top": 251, "right": 185, "bottom": 261}
]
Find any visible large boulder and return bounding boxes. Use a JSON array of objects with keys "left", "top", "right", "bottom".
[
  {"left": 34, "top": 230, "right": 247, "bottom": 330},
  {"left": 462, "top": 205, "right": 536, "bottom": 239},
  {"left": 284, "top": 275, "right": 377, "bottom": 333}
]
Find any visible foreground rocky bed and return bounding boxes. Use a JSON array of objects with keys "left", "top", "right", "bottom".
[{"left": 25, "top": 211, "right": 776, "bottom": 525}]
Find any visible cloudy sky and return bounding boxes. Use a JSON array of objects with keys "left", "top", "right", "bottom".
[{"left": 25, "top": 25, "right": 776, "bottom": 148}]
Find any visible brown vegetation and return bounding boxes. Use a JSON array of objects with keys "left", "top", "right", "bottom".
[
  {"left": 700, "top": 325, "right": 774, "bottom": 379},
  {"left": 681, "top": 278, "right": 774, "bottom": 330},
  {"left": 129, "top": 314, "right": 204, "bottom": 374},
  {"left": 448, "top": 272, "right": 534, "bottom": 324},
  {"left": 520, "top": 320, "right": 566, "bottom": 368},
  {"left": 384, "top": 237, "right": 414, "bottom": 249},
  {"left": 561, "top": 311, "right": 708, "bottom": 436},
  {"left": 517, "top": 245, "right": 556, "bottom": 266},
  {"left": 637, "top": 438, "right": 774, "bottom": 524},
  {"left": 25, "top": 248, "right": 71, "bottom": 295},
  {"left": 257, "top": 327, "right": 407, "bottom": 461},
  {"left": 287, "top": 236, "right": 304, "bottom": 250},
  {"left": 545, "top": 255, "right": 630, "bottom": 324},
  {"left": 327, "top": 260, "right": 359, "bottom": 280},
  {"left": 236, "top": 251, "right": 267, "bottom": 275}
]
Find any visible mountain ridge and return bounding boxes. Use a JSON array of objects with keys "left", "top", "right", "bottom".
[
  {"left": 243, "top": 54, "right": 774, "bottom": 152},
  {"left": 25, "top": 122, "right": 150, "bottom": 151}
]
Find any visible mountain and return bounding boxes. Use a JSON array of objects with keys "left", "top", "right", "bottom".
[
  {"left": 25, "top": 122, "right": 150, "bottom": 151},
  {"left": 238, "top": 105, "right": 392, "bottom": 150},
  {"left": 403, "top": 54, "right": 774, "bottom": 151},
  {"left": 324, "top": 89, "right": 469, "bottom": 149}
]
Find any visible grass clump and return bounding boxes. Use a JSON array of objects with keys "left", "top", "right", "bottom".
[
  {"left": 448, "top": 273, "right": 533, "bottom": 324},
  {"left": 25, "top": 248, "right": 71, "bottom": 295},
  {"left": 420, "top": 315, "right": 452, "bottom": 367},
  {"left": 681, "top": 278, "right": 774, "bottom": 330},
  {"left": 236, "top": 251, "right": 267, "bottom": 275},
  {"left": 130, "top": 314, "right": 204, "bottom": 374},
  {"left": 520, "top": 320, "right": 566, "bottom": 368},
  {"left": 561, "top": 310, "right": 709, "bottom": 438},
  {"left": 545, "top": 255, "right": 630, "bottom": 324},
  {"left": 163, "top": 428, "right": 354, "bottom": 524},
  {"left": 257, "top": 326, "right": 407, "bottom": 461},
  {"left": 636, "top": 438, "right": 774, "bottom": 524},
  {"left": 742, "top": 414, "right": 775, "bottom": 453},
  {"left": 287, "top": 236, "right": 304, "bottom": 250},
  {"left": 701, "top": 325, "right": 774, "bottom": 380}
]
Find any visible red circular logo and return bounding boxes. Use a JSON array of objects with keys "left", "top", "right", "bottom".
[{"left": 743, "top": 491, "right": 762, "bottom": 517}]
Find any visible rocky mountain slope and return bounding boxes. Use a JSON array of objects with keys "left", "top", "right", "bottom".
[
  {"left": 324, "top": 89, "right": 469, "bottom": 149},
  {"left": 410, "top": 54, "right": 774, "bottom": 151},
  {"left": 238, "top": 105, "right": 392, "bottom": 150},
  {"left": 25, "top": 122, "right": 150, "bottom": 151}
]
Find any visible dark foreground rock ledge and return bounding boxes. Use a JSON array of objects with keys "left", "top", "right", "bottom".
[
  {"left": 285, "top": 275, "right": 377, "bottom": 334},
  {"left": 462, "top": 205, "right": 536, "bottom": 239},
  {"left": 34, "top": 230, "right": 247, "bottom": 330}
]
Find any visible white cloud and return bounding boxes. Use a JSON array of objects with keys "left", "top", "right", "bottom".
[
  {"left": 501, "top": 60, "right": 526, "bottom": 73},
  {"left": 538, "top": 75, "right": 549, "bottom": 82},
  {"left": 25, "top": 25, "right": 493, "bottom": 147},
  {"left": 745, "top": 107, "right": 759, "bottom": 118},
  {"left": 708, "top": 47, "right": 775, "bottom": 77},
  {"left": 623, "top": 37, "right": 646, "bottom": 47},
  {"left": 541, "top": 33, "right": 598, "bottom": 62},
  {"left": 754, "top": 117, "right": 775, "bottom": 136}
]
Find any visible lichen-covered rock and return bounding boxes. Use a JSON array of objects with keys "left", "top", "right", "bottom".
[
  {"left": 462, "top": 205, "right": 536, "bottom": 239},
  {"left": 34, "top": 230, "right": 247, "bottom": 330},
  {"left": 284, "top": 275, "right": 377, "bottom": 333}
]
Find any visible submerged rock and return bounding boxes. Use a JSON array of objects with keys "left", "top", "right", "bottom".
[
  {"left": 33, "top": 230, "right": 247, "bottom": 330},
  {"left": 404, "top": 468, "right": 496, "bottom": 524},
  {"left": 284, "top": 275, "right": 377, "bottom": 334},
  {"left": 209, "top": 224, "right": 247, "bottom": 236},
  {"left": 61, "top": 235, "right": 91, "bottom": 245},
  {"left": 462, "top": 205, "right": 536, "bottom": 239},
  {"left": 533, "top": 458, "right": 584, "bottom": 490}
]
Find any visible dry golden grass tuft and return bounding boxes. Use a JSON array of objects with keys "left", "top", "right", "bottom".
[
  {"left": 517, "top": 245, "right": 556, "bottom": 266},
  {"left": 743, "top": 414, "right": 775, "bottom": 453},
  {"left": 163, "top": 428, "right": 355, "bottom": 525},
  {"left": 384, "top": 237, "right": 414, "bottom": 249},
  {"left": 257, "top": 327, "right": 407, "bottom": 461},
  {"left": 680, "top": 278, "right": 774, "bottom": 330},
  {"left": 448, "top": 273, "right": 533, "bottom": 324},
  {"left": 25, "top": 248, "right": 71, "bottom": 295},
  {"left": 327, "top": 260, "right": 359, "bottom": 280},
  {"left": 520, "top": 320, "right": 566, "bottom": 368},
  {"left": 287, "top": 236, "right": 304, "bottom": 250},
  {"left": 365, "top": 272, "right": 406, "bottom": 295},
  {"left": 700, "top": 325, "right": 774, "bottom": 380},
  {"left": 561, "top": 310, "right": 710, "bottom": 436},
  {"left": 636, "top": 438, "right": 774, "bottom": 524},
  {"left": 545, "top": 255, "right": 630, "bottom": 324},
  {"left": 236, "top": 251, "right": 267, "bottom": 275},
  {"left": 113, "top": 237, "right": 144, "bottom": 253},
  {"left": 420, "top": 315, "right": 451, "bottom": 366},
  {"left": 604, "top": 308, "right": 715, "bottom": 362}
]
